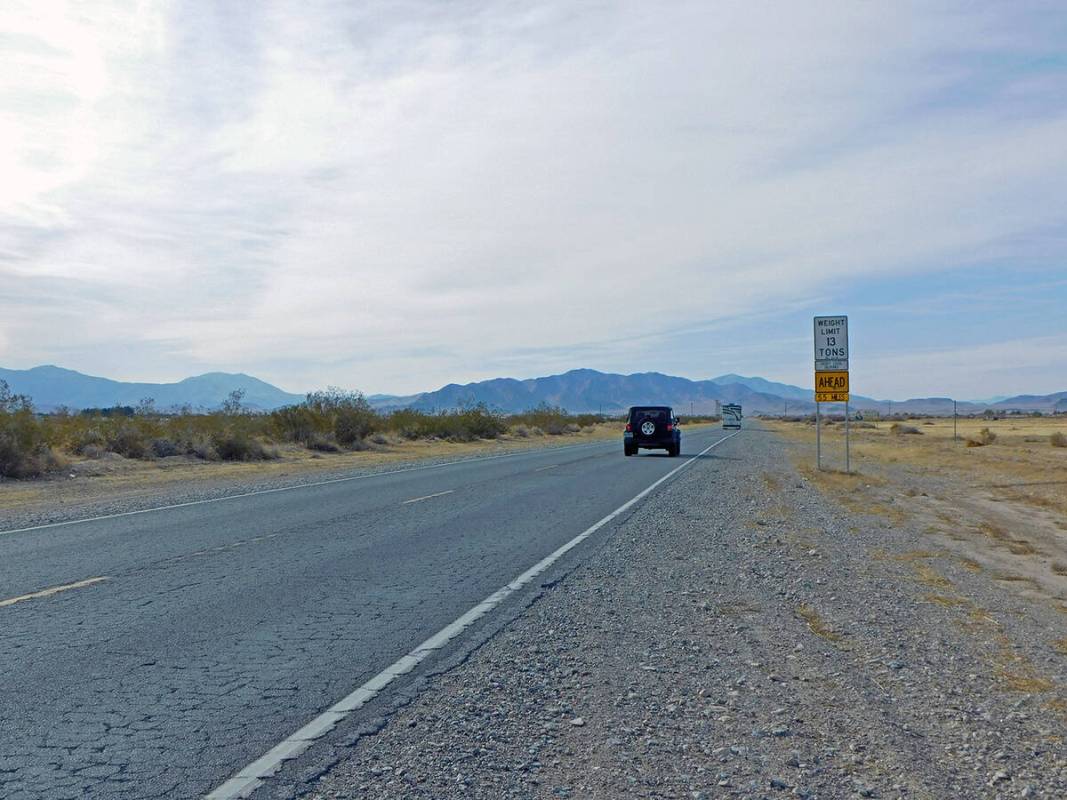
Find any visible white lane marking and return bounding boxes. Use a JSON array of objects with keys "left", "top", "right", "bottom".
[
  {"left": 0, "top": 440, "right": 618, "bottom": 538},
  {"left": 0, "top": 576, "right": 110, "bottom": 608},
  {"left": 205, "top": 429, "right": 741, "bottom": 800},
  {"left": 401, "top": 490, "right": 454, "bottom": 505},
  {"left": 535, "top": 464, "right": 559, "bottom": 472}
]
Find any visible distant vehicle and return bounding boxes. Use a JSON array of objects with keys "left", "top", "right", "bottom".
[
  {"left": 722, "top": 403, "right": 742, "bottom": 429},
  {"left": 624, "top": 405, "right": 681, "bottom": 456}
]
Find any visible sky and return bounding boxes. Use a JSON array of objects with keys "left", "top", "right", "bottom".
[{"left": 2, "top": 0, "right": 1066, "bottom": 401}]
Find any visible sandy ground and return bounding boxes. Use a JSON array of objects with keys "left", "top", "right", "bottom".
[{"left": 765, "top": 417, "right": 1067, "bottom": 611}]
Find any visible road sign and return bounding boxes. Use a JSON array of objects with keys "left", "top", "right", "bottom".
[
  {"left": 814, "top": 314, "right": 852, "bottom": 473},
  {"left": 815, "top": 371, "right": 849, "bottom": 391},
  {"left": 814, "top": 316, "right": 848, "bottom": 370}
]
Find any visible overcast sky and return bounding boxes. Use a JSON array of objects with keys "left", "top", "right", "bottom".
[{"left": 2, "top": 1, "right": 1066, "bottom": 400}]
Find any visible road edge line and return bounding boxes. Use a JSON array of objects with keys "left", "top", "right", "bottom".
[{"left": 204, "top": 429, "right": 741, "bottom": 799}]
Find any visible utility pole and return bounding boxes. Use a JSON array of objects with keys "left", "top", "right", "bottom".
[{"left": 953, "top": 399, "right": 958, "bottom": 443}]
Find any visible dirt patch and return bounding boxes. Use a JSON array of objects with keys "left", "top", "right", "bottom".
[{"left": 768, "top": 418, "right": 1067, "bottom": 606}]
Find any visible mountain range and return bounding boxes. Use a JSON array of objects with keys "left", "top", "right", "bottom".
[
  {"left": 3, "top": 365, "right": 1065, "bottom": 416},
  {"left": 0, "top": 366, "right": 304, "bottom": 412}
]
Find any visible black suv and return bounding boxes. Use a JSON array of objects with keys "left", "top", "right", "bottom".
[{"left": 624, "top": 406, "right": 680, "bottom": 456}]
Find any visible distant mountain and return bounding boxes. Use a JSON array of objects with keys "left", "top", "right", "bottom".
[
  {"left": 991, "top": 391, "right": 1067, "bottom": 411},
  {"left": 4, "top": 364, "right": 1063, "bottom": 417},
  {"left": 408, "top": 368, "right": 805, "bottom": 415},
  {"left": 0, "top": 365, "right": 304, "bottom": 411},
  {"left": 709, "top": 374, "right": 813, "bottom": 402},
  {"left": 390, "top": 369, "right": 1067, "bottom": 416}
]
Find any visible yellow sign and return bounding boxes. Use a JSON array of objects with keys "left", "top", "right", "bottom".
[{"left": 815, "top": 370, "right": 849, "bottom": 403}]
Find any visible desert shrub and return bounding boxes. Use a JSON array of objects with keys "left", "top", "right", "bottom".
[
  {"left": 1050, "top": 432, "right": 1067, "bottom": 448},
  {"left": 512, "top": 424, "right": 531, "bottom": 438},
  {"left": 890, "top": 423, "right": 922, "bottom": 435},
  {"left": 188, "top": 437, "right": 219, "bottom": 461},
  {"left": 445, "top": 404, "right": 506, "bottom": 441},
  {"left": 80, "top": 444, "right": 105, "bottom": 459},
  {"left": 213, "top": 431, "right": 275, "bottom": 461},
  {"left": 385, "top": 405, "right": 505, "bottom": 441},
  {"left": 0, "top": 381, "right": 56, "bottom": 478},
  {"left": 850, "top": 421, "right": 877, "bottom": 429},
  {"left": 387, "top": 409, "right": 430, "bottom": 440},
  {"left": 966, "top": 427, "right": 997, "bottom": 447},
  {"left": 106, "top": 424, "right": 149, "bottom": 458},
  {"left": 564, "top": 423, "right": 581, "bottom": 434},
  {"left": 369, "top": 432, "right": 389, "bottom": 445},
  {"left": 334, "top": 405, "right": 378, "bottom": 446},
  {"left": 302, "top": 388, "right": 379, "bottom": 447},
  {"left": 306, "top": 434, "right": 341, "bottom": 453},
  {"left": 73, "top": 427, "right": 107, "bottom": 455},
  {"left": 151, "top": 438, "right": 180, "bottom": 458},
  {"left": 510, "top": 404, "right": 572, "bottom": 435},
  {"left": 270, "top": 405, "right": 329, "bottom": 444}
]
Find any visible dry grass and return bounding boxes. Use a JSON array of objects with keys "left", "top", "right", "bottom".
[{"left": 796, "top": 603, "right": 844, "bottom": 643}]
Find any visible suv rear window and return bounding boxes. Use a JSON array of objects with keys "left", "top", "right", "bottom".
[{"left": 629, "top": 408, "right": 669, "bottom": 422}]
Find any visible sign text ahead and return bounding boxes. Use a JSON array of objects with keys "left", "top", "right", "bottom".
[
  {"left": 815, "top": 370, "right": 849, "bottom": 403},
  {"left": 814, "top": 316, "right": 849, "bottom": 371}
]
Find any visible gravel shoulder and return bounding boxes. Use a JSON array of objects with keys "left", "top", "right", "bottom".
[{"left": 306, "top": 425, "right": 1067, "bottom": 800}]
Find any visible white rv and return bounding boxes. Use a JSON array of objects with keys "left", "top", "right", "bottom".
[{"left": 722, "top": 404, "right": 742, "bottom": 429}]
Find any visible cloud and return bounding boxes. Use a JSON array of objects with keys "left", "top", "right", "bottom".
[{"left": 2, "top": 0, "right": 1066, "bottom": 394}]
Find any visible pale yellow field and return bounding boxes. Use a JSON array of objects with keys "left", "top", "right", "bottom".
[{"left": 766, "top": 416, "right": 1067, "bottom": 607}]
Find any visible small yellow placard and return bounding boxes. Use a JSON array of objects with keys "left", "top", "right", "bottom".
[{"left": 815, "top": 370, "right": 849, "bottom": 403}]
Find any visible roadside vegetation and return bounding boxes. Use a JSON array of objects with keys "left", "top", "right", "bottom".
[{"left": 0, "top": 383, "right": 617, "bottom": 479}]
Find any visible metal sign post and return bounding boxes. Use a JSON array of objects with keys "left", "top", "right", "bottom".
[
  {"left": 814, "top": 316, "right": 850, "bottom": 472},
  {"left": 816, "top": 401, "right": 821, "bottom": 469}
]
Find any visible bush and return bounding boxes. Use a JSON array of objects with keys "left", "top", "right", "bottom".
[
  {"left": 967, "top": 427, "right": 997, "bottom": 447},
  {"left": 306, "top": 434, "right": 341, "bottom": 453},
  {"left": 0, "top": 381, "right": 56, "bottom": 478},
  {"left": 213, "top": 431, "right": 275, "bottom": 461},
  {"left": 1051, "top": 432, "right": 1067, "bottom": 448},
  {"left": 107, "top": 425, "right": 149, "bottom": 458},
  {"left": 73, "top": 428, "right": 107, "bottom": 455},
  {"left": 384, "top": 405, "right": 505, "bottom": 442},
  {"left": 189, "top": 438, "right": 219, "bottom": 461},
  {"left": 151, "top": 438, "right": 180, "bottom": 458},
  {"left": 889, "top": 423, "right": 922, "bottom": 435},
  {"left": 334, "top": 405, "right": 378, "bottom": 446},
  {"left": 270, "top": 405, "right": 328, "bottom": 444}
]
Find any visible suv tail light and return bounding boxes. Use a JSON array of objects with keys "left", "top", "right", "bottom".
[
  {"left": 666, "top": 423, "right": 673, "bottom": 432},
  {"left": 625, "top": 423, "right": 632, "bottom": 432}
]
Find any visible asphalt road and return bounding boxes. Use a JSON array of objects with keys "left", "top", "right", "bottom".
[{"left": 0, "top": 426, "right": 740, "bottom": 799}]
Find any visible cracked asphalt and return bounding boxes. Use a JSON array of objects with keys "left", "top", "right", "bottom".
[{"left": 0, "top": 426, "right": 734, "bottom": 799}]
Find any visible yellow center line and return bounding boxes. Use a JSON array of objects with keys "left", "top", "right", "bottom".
[
  {"left": 0, "top": 576, "right": 110, "bottom": 608},
  {"left": 401, "top": 490, "right": 455, "bottom": 505}
]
